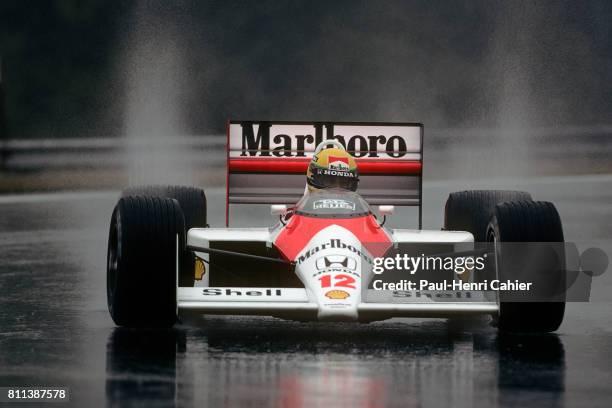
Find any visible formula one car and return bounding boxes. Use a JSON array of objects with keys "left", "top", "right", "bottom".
[{"left": 107, "top": 121, "right": 566, "bottom": 332}]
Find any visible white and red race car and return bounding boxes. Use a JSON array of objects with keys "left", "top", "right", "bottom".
[{"left": 107, "top": 121, "right": 566, "bottom": 332}]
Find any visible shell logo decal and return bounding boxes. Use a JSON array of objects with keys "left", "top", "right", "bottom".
[
  {"left": 325, "top": 290, "right": 350, "bottom": 300},
  {"left": 195, "top": 258, "right": 206, "bottom": 280}
]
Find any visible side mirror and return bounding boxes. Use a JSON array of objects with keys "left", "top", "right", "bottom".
[
  {"left": 271, "top": 204, "right": 288, "bottom": 216},
  {"left": 378, "top": 205, "right": 395, "bottom": 216}
]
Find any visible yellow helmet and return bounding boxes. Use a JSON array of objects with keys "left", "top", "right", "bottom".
[{"left": 307, "top": 141, "right": 359, "bottom": 192}]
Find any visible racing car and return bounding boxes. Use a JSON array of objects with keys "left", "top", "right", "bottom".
[{"left": 107, "top": 121, "right": 566, "bottom": 332}]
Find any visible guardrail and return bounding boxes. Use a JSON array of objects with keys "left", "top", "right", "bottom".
[
  {"left": 430, "top": 125, "right": 612, "bottom": 160},
  {"left": 0, "top": 126, "right": 611, "bottom": 172},
  {"left": 0, "top": 135, "right": 226, "bottom": 170}
]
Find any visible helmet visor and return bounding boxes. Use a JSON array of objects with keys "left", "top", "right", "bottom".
[{"left": 309, "top": 168, "right": 359, "bottom": 192}]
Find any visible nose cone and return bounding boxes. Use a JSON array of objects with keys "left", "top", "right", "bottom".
[{"left": 293, "top": 225, "right": 372, "bottom": 321}]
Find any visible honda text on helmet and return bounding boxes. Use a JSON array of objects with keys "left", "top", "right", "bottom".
[{"left": 306, "top": 140, "right": 359, "bottom": 192}]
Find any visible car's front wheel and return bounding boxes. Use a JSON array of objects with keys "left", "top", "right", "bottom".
[
  {"left": 487, "top": 200, "right": 566, "bottom": 333},
  {"left": 107, "top": 196, "right": 185, "bottom": 328},
  {"left": 121, "top": 185, "right": 207, "bottom": 287}
]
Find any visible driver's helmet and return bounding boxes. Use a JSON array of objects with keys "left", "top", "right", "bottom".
[{"left": 307, "top": 141, "right": 359, "bottom": 192}]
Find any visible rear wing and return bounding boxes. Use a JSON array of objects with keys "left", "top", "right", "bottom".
[{"left": 226, "top": 121, "right": 424, "bottom": 227}]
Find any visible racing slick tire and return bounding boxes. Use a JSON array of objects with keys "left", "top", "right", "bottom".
[
  {"left": 107, "top": 196, "right": 185, "bottom": 328},
  {"left": 444, "top": 190, "right": 532, "bottom": 241},
  {"left": 121, "top": 185, "right": 207, "bottom": 287},
  {"left": 487, "top": 200, "right": 566, "bottom": 333}
]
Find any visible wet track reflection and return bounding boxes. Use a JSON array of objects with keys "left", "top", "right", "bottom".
[
  {"left": 0, "top": 176, "right": 611, "bottom": 407},
  {"left": 104, "top": 319, "right": 567, "bottom": 407}
]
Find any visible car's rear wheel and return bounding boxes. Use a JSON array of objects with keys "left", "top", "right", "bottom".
[
  {"left": 444, "top": 189, "right": 533, "bottom": 287},
  {"left": 107, "top": 196, "right": 185, "bottom": 327},
  {"left": 487, "top": 200, "right": 566, "bottom": 333},
  {"left": 444, "top": 190, "right": 532, "bottom": 241},
  {"left": 121, "top": 185, "right": 207, "bottom": 287}
]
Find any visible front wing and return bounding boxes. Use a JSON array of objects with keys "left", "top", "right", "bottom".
[{"left": 177, "top": 287, "right": 498, "bottom": 321}]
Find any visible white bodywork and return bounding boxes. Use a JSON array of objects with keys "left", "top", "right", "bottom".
[{"left": 179, "top": 226, "right": 499, "bottom": 322}]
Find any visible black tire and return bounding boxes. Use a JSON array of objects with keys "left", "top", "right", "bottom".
[
  {"left": 487, "top": 200, "right": 566, "bottom": 333},
  {"left": 444, "top": 190, "right": 532, "bottom": 241},
  {"left": 107, "top": 196, "right": 185, "bottom": 327},
  {"left": 121, "top": 185, "right": 207, "bottom": 287}
]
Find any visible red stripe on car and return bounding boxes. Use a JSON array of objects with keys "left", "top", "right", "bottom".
[
  {"left": 274, "top": 214, "right": 392, "bottom": 261},
  {"left": 229, "top": 159, "right": 421, "bottom": 174}
]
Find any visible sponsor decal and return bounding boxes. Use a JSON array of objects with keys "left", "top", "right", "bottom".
[
  {"left": 315, "top": 254, "right": 357, "bottom": 271},
  {"left": 312, "top": 255, "right": 359, "bottom": 279},
  {"left": 313, "top": 199, "right": 356, "bottom": 211},
  {"left": 312, "top": 256, "right": 360, "bottom": 287},
  {"left": 325, "top": 290, "right": 350, "bottom": 300},
  {"left": 296, "top": 239, "right": 373, "bottom": 265},
  {"left": 238, "top": 123, "right": 411, "bottom": 158},
  {"left": 317, "top": 168, "right": 356, "bottom": 178},
  {"left": 202, "top": 288, "right": 282, "bottom": 296},
  {"left": 194, "top": 258, "right": 206, "bottom": 281},
  {"left": 393, "top": 290, "right": 473, "bottom": 299},
  {"left": 328, "top": 156, "right": 349, "bottom": 170}
]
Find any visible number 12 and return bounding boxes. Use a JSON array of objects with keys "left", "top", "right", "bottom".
[{"left": 318, "top": 274, "right": 356, "bottom": 289}]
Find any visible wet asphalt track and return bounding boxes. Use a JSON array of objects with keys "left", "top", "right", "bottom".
[{"left": 0, "top": 175, "right": 611, "bottom": 407}]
